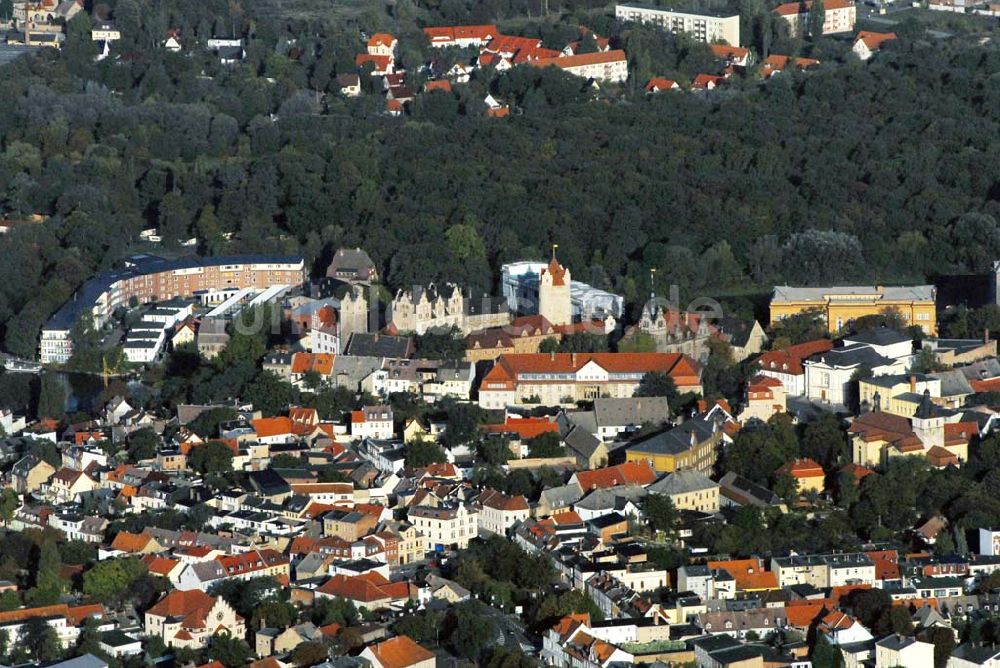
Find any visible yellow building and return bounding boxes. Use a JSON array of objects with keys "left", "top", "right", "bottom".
[
  {"left": 647, "top": 469, "right": 721, "bottom": 513},
  {"left": 770, "top": 285, "right": 936, "bottom": 335},
  {"left": 624, "top": 417, "right": 721, "bottom": 474}
]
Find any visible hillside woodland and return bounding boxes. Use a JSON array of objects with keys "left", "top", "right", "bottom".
[{"left": 0, "top": 0, "right": 998, "bottom": 360}]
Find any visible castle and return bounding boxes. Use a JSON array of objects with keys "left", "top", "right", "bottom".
[
  {"left": 389, "top": 283, "right": 510, "bottom": 335},
  {"left": 538, "top": 254, "right": 572, "bottom": 326}
]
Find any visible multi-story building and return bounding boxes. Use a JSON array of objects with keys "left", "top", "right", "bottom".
[
  {"left": 646, "top": 468, "right": 721, "bottom": 512},
  {"left": 389, "top": 283, "right": 510, "bottom": 335},
  {"left": 615, "top": 4, "right": 740, "bottom": 45},
  {"left": 478, "top": 352, "right": 702, "bottom": 409},
  {"left": 40, "top": 255, "right": 305, "bottom": 363},
  {"left": 771, "top": 552, "right": 876, "bottom": 589},
  {"left": 408, "top": 503, "right": 479, "bottom": 550},
  {"left": 502, "top": 258, "right": 624, "bottom": 323},
  {"left": 351, "top": 406, "right": 394, "bottom": 441},
  {"left": 624, "top": 415, "right": 722, "bottom": 475},
  {"left": 529, "top": 50, "right": 629, "bottom": 83},
  {"left": 773, "top": 0, "right": 856, "bottom": 38},
  {"left": 769, "top": 284, "right": 937, "bottom": 335},
  {"left": 476, "top": 489, "right": 530, "bottom": 536},
  {"left": 422, "top": 24, "right": 499, "bottom": 48},
  {"left": 145, "top": 590, "right": 245, "bottom": 648}
]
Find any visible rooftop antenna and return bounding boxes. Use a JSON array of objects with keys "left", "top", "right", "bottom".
[{"left": 650, "top": 267, "right": 657, "bottom": 300}]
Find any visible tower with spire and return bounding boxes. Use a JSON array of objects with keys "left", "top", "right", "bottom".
[{"left": 538, "top": 245, "right": 572, "bottom": 326}]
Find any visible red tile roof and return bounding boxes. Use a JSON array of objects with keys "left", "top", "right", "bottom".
[
  {"left": 368, "top": 33, "right": 396, "bottom": 47},
  {"left": 574, "top": 461, "right": 658, "bottom": 491},
  {"left": 291, "top": 352, "right": 335, "bottom": 375},
  {"left": 855, "top": 31, "right": 897, "bottom": 51},
  {"left": 529, "top": 49, "right": 627, "bottom": 70},
  {"left": 756, "top": 339, "right": 834, "bottom": 375},
  {"left": 776, "top": 458, "right": 824, "bottom": 479},
  {"left": 774, "top": 0, "right": 852, "bottom": 14},
  {"left": 483, "top": 352, "right": 702, "bottom": 390},
  {"left": 423, "top": 25, "right": 498, "bottom": 43},
  {"left": 364, "top": 635, "right": 435, "bottom": 668},
  {"left": 481, "top": 416, "right": 559, "bottom": 440},
  {"left": 645, "top": 77, "right": 678, "bottom": 92},
  {"left": 479, "top": 488, "right": 529, "bottom": 512}
]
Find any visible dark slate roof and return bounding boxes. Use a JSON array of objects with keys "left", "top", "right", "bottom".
[
  {"left": 344, "top": 333, "right": 414, "bottom": 358},
  {"left": 626, "top": 417, "right": 715, "bottom": 456},
  {"left": 564, "top": 425, "right": 604, "bottom": 459},
  {"left": 808, "top": 343, "right": 893, "bottom": 369},
  {"left": 844, "top": 327, "right": 911, "bottom": 347},
  {"left": 249, "top": 469, "right": 292, "bottom": 496}
]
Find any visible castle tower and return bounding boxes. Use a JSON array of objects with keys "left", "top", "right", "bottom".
[
  {"left": 339, "top": 286, "right": 369, "bottom": 345},
  {"left": 538, "top": 246, "right": 572, "bottom": 326}
]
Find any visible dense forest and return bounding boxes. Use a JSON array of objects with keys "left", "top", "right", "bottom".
[{"left": 0, "top": 0, "right": 998, "bottom": 358}]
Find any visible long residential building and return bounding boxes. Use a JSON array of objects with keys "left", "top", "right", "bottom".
[
  {"left": 772, "top": 0, "right": 857, "bottom": 37},
  {"left": 528, "top": 50, "right": 629, "bottom": 83},
  {"left": 40, "top": 254, "right": 306, "bottom": 363},
  {"left": 478, "top": 352, "right": 702, "bottom": 409},
  {"left": 769, "top": 284, "right": 937, "bottom": 335},
  {"left": 615, "top": 4, "right": 740, "bottom": 45}
]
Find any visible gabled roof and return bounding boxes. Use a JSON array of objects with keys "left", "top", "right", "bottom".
[
  {"left": 647, "top": 468, "right": 717, "bottom": 496},
  {"left": 854, "top": 31, "right": 897, "bottom": 51},
  {"left": 573, "top": 461, "right": 658, "bottom": 491},
  {"left": 773, "top": 0, "right": 853, "bottom": 14},
  {"left": 756, "top": 339, "right": 834, "bottom": 375},
  {"left": 776, "top": 458, "right": 824, "bottom": 479},
  {"left": 364, "top": 635, "right": 435, "bottom": 668}
]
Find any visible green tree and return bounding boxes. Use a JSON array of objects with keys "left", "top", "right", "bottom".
[
  {"left": 127, "top": 427, "right": 160, "bottom": 462},
  {"left": 0, "top": 488, "right": 19, "bottom": 526},
  {"left": 0, "top": 590, "right": 20, "bottom": 612},
  {"left": 634, "top": 372, "right": 679, "bottom": 404},
  {"left": 243, "top": 371, "right": 297, "bottom": 417},
  {"left": 808, "top": 0, "right": 825, "bottom": 37},
  {"left": 448, "top": 600, "right": 495, "bottom": 661},
  {"left": 405, "top": 439, "right": 447, "bottom": 468},
  {"left": 641, "top": 494, "right": 679, "bottom": 535},
  {"left": 27, "top": 539, "right": 64, "bottom": 605},
  {"left": 188, "top": 441, "right": 235, "bottom": 474},
  {"left": 37, "top": 373, "right": 66, "bottom": 419},
  {"left": 527, "top": 432, "right": 565, "bottom": 459},
  {"left": 291, "top": 641, "right": 330, "bottom": 666},
  {"left": 208, "top": 633, "right": 252, "bottom": 668},
  {"left": 82, "top": 556, "right": 147, "bottom": 605},
  {"left": 21, "top": 617, "right": 61, "bottom": 661}
]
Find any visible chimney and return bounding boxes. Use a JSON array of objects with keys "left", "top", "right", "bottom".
[
  {"left": 550, "top": 351, "right": 556, "bottom": 362},
  {"left": 571, "top": 352, "right": 577, "bottom": 366},
  {"left": 910, "top": 375, "right": 916, "bottom": 393}
]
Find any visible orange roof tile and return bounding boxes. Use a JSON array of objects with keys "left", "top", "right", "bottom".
[
  {"left": 776, "top": 458, "right": 824, "bottom": 479},
  {"left": 111, "top": 531, "right": 152, "bottom": 552},
  {"left": 368, "top": 33, "right": 396, "bottom": 47},
  {"left": 855, "top": 31, "right": 897, "bottom": 51},
  {"left": 482, "top": 416, "right": 559, "bottom": 439},
  {"left": 529, "top": 49, "right": 626, "bottom": 70},
  {"left": 574, "top": 461, "right": 658, "bottom": 491},
  {"left": 253, "top": 417, "right": 294, "bottom": 438},
  {"left": 645, "top": 77, "right": 678, "bottom": 92},
  {"left": 756, "top": 339, "right": 834, "bottom": 376},
  {"left": 365, "top": 635, "right": 435, "bottom": 668},
  {"left": 291, "top": 353, "right": 335, "bottom": 376}
]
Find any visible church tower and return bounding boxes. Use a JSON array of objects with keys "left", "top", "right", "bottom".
[
  {"left": 912, "top": 389, "right": 945, "bottom": 449},
  {"left": 339, "top": 286, "right": 369, "bottom": 346},
  {"left": 538, "top": 246, "right": 572, "bottom": 326}
]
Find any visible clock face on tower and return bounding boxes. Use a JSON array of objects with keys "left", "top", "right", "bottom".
[{"left": 217, "top": 612, "right": 224, "bottom": 622}]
